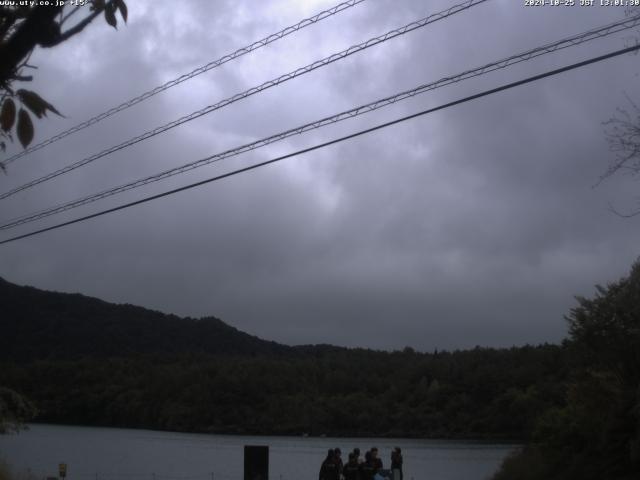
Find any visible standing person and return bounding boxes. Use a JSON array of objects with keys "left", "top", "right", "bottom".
[
  {"left": 334, "top": 447, "right": 344, "bottom": 478},
  {"left": 319, "top": 449, "right": 339, "bottom": 480},
  {"left": 360, "top": 451, "right": 376, "bottom": 480},
  {"left": 353, "top": 447, "right": 363, "bottom": 464},
  {"left": 391, "top": 447, "right": 403, "bottom": 480},
  {"left": 370, "top": 447, "right": 383, "bottom": 472},
  {"left": 343, "top": 452, "right": 361, "bottom": 480}
]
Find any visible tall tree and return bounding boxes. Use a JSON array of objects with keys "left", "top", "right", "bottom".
[
  {"left": 494, "top": 260, "right": 640, "bottom": 480},
  {"left": 600, "top": 7, "right": 640, "bottom": 215}
]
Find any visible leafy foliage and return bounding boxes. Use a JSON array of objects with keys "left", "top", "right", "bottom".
[
  {"left": 15, "top": 107, "right": 32, "bottom": 148},
  {"left": 0, "top": 91, "right": 61, "bottom": 150},
  {"left": 0, "top": 98, "right": 15, "bottom": 132},
  {"left": 0, "top": 1, "right": 127, "bottom": 157},
  {"left": 0, "top": 387, "right": 36, "bottom": 433},
  {"left": 493, "top": 260, "right": 640, "bottom": 480},
  {"left": 16, "top": 89, "right": 62, "bottom": 119}
]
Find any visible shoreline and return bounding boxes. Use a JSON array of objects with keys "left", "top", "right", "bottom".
[{"left": 20, "top": 422, "right": 523, "bottom": 445}]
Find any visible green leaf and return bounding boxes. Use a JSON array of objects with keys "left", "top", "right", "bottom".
[
  {"left": 115, "top": 0, "right": 128, "bottom": 23},
  {"left": 1, "top": 98, "right": 16, "bottom": 132},
  {"left": 17, "top": 108, "right": 34, "bottom": 148},
  {"left": 104, "top": 3, "right": 117, "bottom": 29},
  {"left": 17, "top": 89, "right": 63, "bottom": 119}
]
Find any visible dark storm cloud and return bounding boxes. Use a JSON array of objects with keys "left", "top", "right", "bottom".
[{"left": 1, "top": 0, "right": 639, "bottom": 350}]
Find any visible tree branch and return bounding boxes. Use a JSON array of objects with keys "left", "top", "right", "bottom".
[
  {"left": 0, "top": 6, "right": 63, "bottom": 85},
  {"left": 59, "top": 5, "right": 82, "bottom": 27},
  {"left": 54, "top": 1, "right": 114, "bottom": 46}
]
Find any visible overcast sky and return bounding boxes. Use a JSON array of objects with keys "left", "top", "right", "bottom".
[{"left": 1, "top": 0, "right": 640, "bottom": 351}]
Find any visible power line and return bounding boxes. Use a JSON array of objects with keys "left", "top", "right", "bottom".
[
  {"left": 1, "top": 43, "right": 638, "bottom": 247},
  {"left": 2, "top": 13, "right": 638, "bottom": 231},
  {"left": 0, "top": 0, "right": 490, "bottom": 200},
  {"left": 1, "top": 0, "right": 366, "bottom": 167}
]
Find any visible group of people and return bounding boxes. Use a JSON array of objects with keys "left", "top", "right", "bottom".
[{"left": 319, "top": 446, "right": 403, "bottom": 480}]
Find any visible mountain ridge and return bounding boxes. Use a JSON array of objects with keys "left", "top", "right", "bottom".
[{"left": 1, "top": 276, "right": 295, "bottom": 360}]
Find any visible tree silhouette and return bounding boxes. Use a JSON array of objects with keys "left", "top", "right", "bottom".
[{"left": 0, "top": 0, "right": 127, "bottom": 163}]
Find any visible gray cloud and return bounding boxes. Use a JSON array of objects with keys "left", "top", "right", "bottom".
[{"left": 1, "top": 0, "right": 639, "bottom": 351}]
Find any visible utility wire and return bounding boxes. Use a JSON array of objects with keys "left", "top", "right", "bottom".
[
  {"left": 1, "top": 0, "right": 366, "bottom": 166},
  {"left": 2, "top": 13, "right": 638, "bottom": 231},
  {"left": 0, "top": 0, "right": 490, "bottom": 200},
  {"left": 1, "top": 43, "right": 638, "bottom": 247}
]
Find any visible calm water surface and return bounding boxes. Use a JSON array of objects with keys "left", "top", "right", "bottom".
[{"left": 0, "top": 424, "right": 516, "bottom": 480}]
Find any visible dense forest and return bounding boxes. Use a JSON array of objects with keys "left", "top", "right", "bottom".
[
  {"left": 1, "top": 262, "right": 639, "bottom": 479},
  {"left": 0, "top": 346, "right": 568, "bottom": 439}
]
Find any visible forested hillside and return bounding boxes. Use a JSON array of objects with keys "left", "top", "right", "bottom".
[
  {"left": 0, "top": 277, "right": 290, "bottom": 359},
  {"left": 0, "top": 277, "right": 568, "bottom": 439}
]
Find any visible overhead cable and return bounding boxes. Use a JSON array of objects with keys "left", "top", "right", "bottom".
[
  {"left": 2, "top": 13, "right": 638, "bottom": 230},
  {"left": 0, "top": 0, "right": 490, "bottom": 199},
  {"left": 1, "top": 0, "right": 367, "bottom": 166},
  {"left": 1, "top": 43, "right": 638, "bottom": 246}
]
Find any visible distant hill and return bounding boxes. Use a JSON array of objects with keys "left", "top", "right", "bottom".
[
  {"left": 0, "top": 276, "right": 572, "bottom": 441},
  {"left": 0, "top": 276, "right": 292, "bottom": 360}
]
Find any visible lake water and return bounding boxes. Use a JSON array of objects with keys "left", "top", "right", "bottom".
[{"left": 0, "top": 424, "right": 516, "bottom": 480}]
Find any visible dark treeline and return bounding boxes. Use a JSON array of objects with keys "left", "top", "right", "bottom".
[{"left": 0, "top": 345, "right": 567, "bottom": 439}]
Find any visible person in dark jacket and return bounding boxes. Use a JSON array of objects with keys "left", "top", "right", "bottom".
[
  {"left": 334, "top": 447, "right": 344, "bottom": 477},
  {"left": 360, "top": 451, "right": 376, "bottom": 480},
  {"left": 319, "top": 449, "right": 339, "bottom": 480},
  {"left": 370, "top": 447, "right": 383, "bottom": 473},
  {"left": 391, "top": 447, "right": 403, "bottom": 480},
  {"left": 343, "top": 452, "right": 360, "bottom": 480},
  {"left": 353, "top": 448, "right": 362, "bottom": 464}
]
